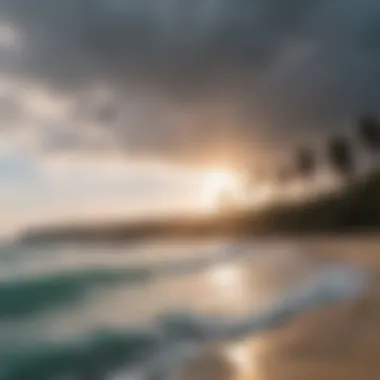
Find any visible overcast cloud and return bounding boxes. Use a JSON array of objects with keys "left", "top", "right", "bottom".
[{"left": 1, "top": 0, "right": 380, "bottom": 167}]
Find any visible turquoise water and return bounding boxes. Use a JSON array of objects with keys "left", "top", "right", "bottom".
[{"left": 0, "top": 239, "right": 368, "bottom": 380}]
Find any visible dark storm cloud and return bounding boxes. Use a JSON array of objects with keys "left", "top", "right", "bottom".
[
  {"left": 1, "top": 0, "right": 380, "bottom": 165},
  {"left": 0, "top": 0, "right": 310, "bottom": 92}
]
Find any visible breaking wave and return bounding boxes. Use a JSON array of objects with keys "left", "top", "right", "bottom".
[
  {"left": 0, "top": 242, "right": 246, "bottom": 319},
  {"left": 0, "top": 267, "right": 152, "bottom": 318},
  {"left": 0, "top": 263, "right": 368, "bottom": 380}
]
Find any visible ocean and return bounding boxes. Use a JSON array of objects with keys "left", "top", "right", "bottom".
[{"left": 0, "top": 238, "right": 369, "bottom": 380}]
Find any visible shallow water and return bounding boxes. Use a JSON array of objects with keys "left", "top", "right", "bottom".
[{"left": 0, "top": 238, "right": 368, "bottom": 380}]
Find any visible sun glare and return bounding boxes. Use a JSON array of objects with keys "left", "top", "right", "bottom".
[
  {"left": 201, "top": 170, "right": 243, "bottom": 211},
  {"left": 224, "top": 340, "right": 263, "bottom": 379},
  {"left": 210, "top": 265, "right": 239, "bottom": 289}
]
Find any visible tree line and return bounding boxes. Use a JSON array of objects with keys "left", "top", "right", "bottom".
[{"left": 260, "top": 115, "right": 380, "bottom": 187}]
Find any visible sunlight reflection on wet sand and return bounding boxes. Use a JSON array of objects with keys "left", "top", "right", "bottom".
[
  {"left": 224, "top": 338, "right": 266, "bottom": 380},
  {"left": 174, "top": 238, "right": 379, "bottom": 380}
]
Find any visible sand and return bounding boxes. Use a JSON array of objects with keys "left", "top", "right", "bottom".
[{"left": 177, "top": 236, "right": 380, "bottom": 380}]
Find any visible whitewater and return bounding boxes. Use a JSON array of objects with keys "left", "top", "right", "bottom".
[{"left": 0, "top": 238, "right": 369, "bottom": 380}]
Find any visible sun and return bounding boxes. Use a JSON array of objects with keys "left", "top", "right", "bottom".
[{"left": 200, "top": 170, "right": 243, "bottom": 211}]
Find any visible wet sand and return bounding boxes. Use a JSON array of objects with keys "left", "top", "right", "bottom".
[{"left": 178, "top": 236, "right": 380, "bottom": 380}]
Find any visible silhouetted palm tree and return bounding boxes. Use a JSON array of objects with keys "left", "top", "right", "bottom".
[
  {"left": 357, "top": 116, "right": 380, "bottom": 173},
  {"left": 357, "top": 115, "right": 380, "bottom": 152},
  {"left": 295, "top": 147, "right": 316, "bottom": 179},
  {"left": 327, "top": 136, "right": 355, "bottom": 180}
]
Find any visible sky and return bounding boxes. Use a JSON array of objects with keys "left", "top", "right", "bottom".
[{"left": 1, "top": 0, "right": 380, "bottom": 233}]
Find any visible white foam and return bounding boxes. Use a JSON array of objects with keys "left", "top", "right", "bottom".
[{"left": 111, "top": 263, "right": 369, "bottom": 380}]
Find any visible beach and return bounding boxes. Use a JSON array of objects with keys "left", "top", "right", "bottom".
[
  {"left": 169, "top": 236, "right": 380, "bottom": 380},
  {"left": 0, "top": 236, "right": 377, "bottom": 380}
]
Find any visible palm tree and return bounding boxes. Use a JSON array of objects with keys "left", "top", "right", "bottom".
[
  {"left": 357, "top": 115, "right": 380, "bottom": 152},
  {"left": 327, "top": 136, "right": 355, "bottom": 180},
  {"left": 357, "top": 115, "right": 380, "bottom": 171},
  {"left": 295, "top": 147, "right": 316, "bottom": 179}
]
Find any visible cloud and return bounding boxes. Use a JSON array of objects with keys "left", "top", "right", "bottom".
[
  {"left": 1, "top": 0, "right": 380, "bottom": 167},
  {"left": 0, "top": 148, "right": 207, "bottom": 234}
]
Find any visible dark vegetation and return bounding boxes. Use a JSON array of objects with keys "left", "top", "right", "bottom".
[
  {"left": 19, "top": 116, "right": 380, "bottom": 244},
  {"left": 18, "top": 170, "right": 380, "bottom": 244}
]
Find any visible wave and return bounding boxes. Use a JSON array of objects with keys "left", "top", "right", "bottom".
[
  {"left": 130, "top": 264, "right": 369, "bottom": 380},
  {"left": 0, "top": 243, "right": 244, "bottom": 319},
  {"left": 0, "top": 264, "right": 368, "bottom": 380},
  {"left": 0, "top": 267, "right": 152, "bottom": 319},
  {"left": 0, "top": 329, "right": 157, "bottom": 380}
]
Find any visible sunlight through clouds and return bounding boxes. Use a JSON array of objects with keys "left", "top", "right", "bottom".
[{"left": 1, "top": 0, "right": 380, "bottom": 234}]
